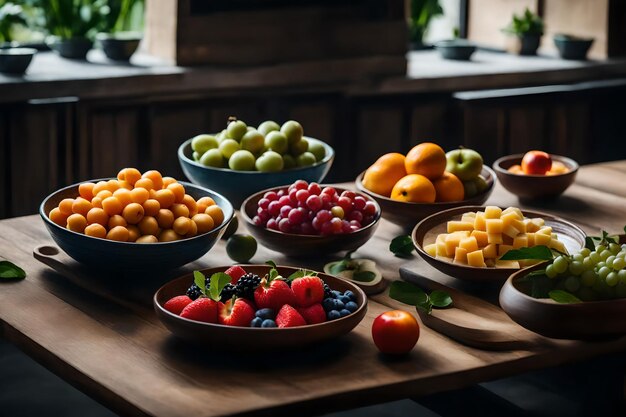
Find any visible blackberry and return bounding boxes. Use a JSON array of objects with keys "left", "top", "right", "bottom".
[
  {"left": 323, "top": 282, "right": 332, "bottom": 298},
  {"left": 220, "top": 283, "right": 237, "bottom": 302},
  {"left": 186, "top": 284, "right": 202, "bottom": 301},
  {"left": 235, "top": 273, "right": 262, "bottom": 299}
]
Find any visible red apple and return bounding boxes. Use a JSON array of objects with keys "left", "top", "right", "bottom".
[
  {"left": 521, "top": 151, "right": 552, "bottom": 175},
  {"left": 371, "top": 310, "right": 420, "bottom": 354}
]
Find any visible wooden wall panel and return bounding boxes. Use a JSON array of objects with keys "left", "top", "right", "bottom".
[
  {"left": 460, "top": 107, "right": 507, "bottom": 165},
  {"left": 467, "top": 0, "right": 537, "bottom": 50},
  {"left": 547, "top": 103, "right": 589, "bottom": 163},
  {"left": 507, "top": 107, "right": 546, "bottom": 154},
  {"left": 409, "top": 103, "right": 448, "bottom": 148},
  {"left": 354, "top": 106, "right": 405, "bottom": 173},
  {"left": 0, "top": 111, "right": 7, "bottom": 218}
]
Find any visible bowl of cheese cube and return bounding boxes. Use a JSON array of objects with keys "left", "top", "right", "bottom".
[{"left": 412, "top": 205, "right": 586, "bottom": 282}]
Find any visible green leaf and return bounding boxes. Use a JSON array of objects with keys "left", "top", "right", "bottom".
[
  {"left": 208, "top": 272, "right": 232, "bottom": 302},
  {"left": 499, "top": 245, "right": 554, "bottom": 261},
  {"left": 352, "top": 271, "right": 376, "bottom": 282},
  {"left": 193, "top": 271, "right": 206, "bottom": 294},
  {"left": 287, "top": 269, "right": 317, "bottom": 281},
  {"left": 429, "top": 290, "right": 452, "bottom": 308},
  {"left": 390, "top": 235, "right": 414, "bottom": 258},
  {"left": 585, "top": 236, "right": 596, "bottom": 252},
  {"left": 548, "top": 290, "right": 581, "bottom": 304},
  {"left": 265, "top": 260, "right": 277, "bottom": 269},
  {"left": 389, "top": 281, "right": 428, "bottom": 306},
  {"left": 416, "top": 300, "right": 432, "bottom": 315},
  {"left": 0, "top": 261, "right": 26, "bottom": 280},
  {"left": 328, "top": 260, "right": 350, "bottom": 275}
]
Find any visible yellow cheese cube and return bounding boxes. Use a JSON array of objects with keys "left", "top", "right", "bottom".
[
  {"left": 502, "top": 207, "right": 523, "bottom": 217},
  {"left": 471, "top": 230, "right": 489, "bottom": 247},
  {"left": 512, "top": 219, "right": 527, "bottom": 234},
  {"left": 550, "top": 238, "right": 567, "bottom": 254},
  {"left": 488, "top": 233, "right": 503, "bottom": 244},
  {"left": 501, "top": 211, "right": 522, "bottom": 228},
  {"left": 448, "top": 231, "right": 470, "bottom": 239},
  {"left": 436, "top": 242, "right": 448, "bottom": 257},
  {"left": 447, "top": 221, "right": 474, "bottom": 233},
  {"left": 534, "top": 233, "right": 551, "bottom": 246},
  {"left": 513, "top": 235, "right": 528, "bottom": 249},
  {"left": 445, "top": 237, "right": 461, "bottom": 257},
  {"left": 486, "top": 219, "right": 504, "bottom": 234},
  {"left": 436, "top": 234, "right": 447, "bottom": 244},
  {"left": 525, "top": 219, "right": 540, "bottom": 233},
  {"left": 526, "top": 233, "right": 535, "bottom": 246},
  {"left": 424, "top": 243, "right": 438, "bottom": 257},
  {"left": 461, "top": 212, "right": 476, "bottom": 223},
  {"left": 498, "top": 244, "right": 513, "bottom": 257},
  {"left": 537, "top": 226, "right": 553, "bottom": 236},
  {"left": 485, "top": 206, "right": 503, "bottom": 219},
  {"left": 459, "top": 236, "right": 479, "bottom": 253},
  {"left": 454, "top": 247, "right": 468, "bottom": 264},
  {"left": 474, "top": 212, "right": 486, "bottom": 231},
  {"left": 503, "top": 224, "right": 520, "bottom": 239},
  {"left": 531, "top": 218, "right": 545, "bottom": 228},
  {"left": 467, "top": 249, "right": 486, "bottom": 267},
  {"left": 496, "top": 260, "right": 520, "bottom": 269},
  {"left": 482, "top": 243, "right": 498, "bottom": 259}
]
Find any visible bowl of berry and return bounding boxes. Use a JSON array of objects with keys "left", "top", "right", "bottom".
[
  {"left": 40, "top": 167, "right": 234, "bottom": 272},
  {"left": 154, "top": 263, "right": 368, "bottom": 350},
  {"left": 240, "top": 180, "right": 381, "bottom": 257}
]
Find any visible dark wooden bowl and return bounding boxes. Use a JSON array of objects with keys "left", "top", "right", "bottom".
[
  {"left": 412, "top": 205, "right": 586, "bottom": 282},
  {"left": 40, "top": 178, "right": 234, "bottom": 272},
  {"left": 493, "top": 154, "right": 579, "bottom": 200},
  {"left": 240, "top": 185, "right": 381, "bottom": 257},
  {"left": 154, "top": 265, "right": 368, "bottom": 351},
  {"left": 355, "top": 166, "right": 496, "bottom": 231},
  {"left": 500, "top": 263, "right": 626, "bottom": 340}
]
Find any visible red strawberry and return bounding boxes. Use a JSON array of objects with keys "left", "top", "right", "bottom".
[
  {"left": 163, "top": 295, "right": 193, "bottom": 315},
  {"left": 180, "top": 298, "right": 218, "bottom": 323},
  {"left": 218, "top": 297, "right": 256, "bottom": 327},
  {"left": 225, "top": 265, "right": 247, "bottom": 284},
  {"left": 297, "top": 303, "right": 326, "bottom": 325},
  {"left": 254, "top": 279, "right": 296, "bottom": 311},
  {"left": 276, "top": 304, "right": 307, "bottom": 328},
  {"left": 291, "top": 276, "right": 325, "bottom": 307}
]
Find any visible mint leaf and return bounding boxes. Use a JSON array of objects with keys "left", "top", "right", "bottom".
[
  {"left": 389, "top": 281, "right": 428, "bottom": 306},
  {"left": 328, "top": 260, "right": 350, "bottom": 275},
  {"left": 549, "top": 290, "right": 581, "bottom": 304},
  {"left": 208, "top": 272, "right": 231, "bottom": 301},
  {"left": 287, "top": 269, "right": 318, "bottom": 281},
  {"left": 352, "top": 271, "right": 376, "bottom": 282},
  {"left": 265, "top": 260, "right": 279, "bottom": 281},
  {"left": 430, "top": 290, "right": 452, "bottom": 308},
  {"left": 265, "top": 260, "right": 277, "bottom": 269},
  {"left": 416, "top": 301, "right": 432, "bottom": 315},
  {"left": 390, "top": 235, "right": 414, "bottom": 258},
  {"left": 499, "top": 245, "right": 554, "bottom": 261},
  {"left": 585, "top": 236, "right": 596, "bottom": 252},
  {"left": 193, "top": 271, "right": 206, "bottom": 295},
  {"left": 0, "top": 261, "right": 26, "bottom": 280}
]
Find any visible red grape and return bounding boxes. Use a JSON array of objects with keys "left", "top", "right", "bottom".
[
  {"left": 267, "top": 218, "right": 278, "bottom": 230},
  {"left": 337, "top": 196, "right": 352, "bottom": 212},
  {"left": 341, "top": 190, "right": 356, "bottom": 200},
  {"left": 278, "top": 195, "right": 291, "bottom": 206},
  {"left": 347, "top": 210, "right": 363, "bottom": 223},
  {"left": 321, "top": 187, "right": 336, "bottom": 198},
  {"left": 301, "top": 221, "right": 315, "bottom": 235},
  {"left": 258, "top": 198, "right": 270, "bottom": 210},
  {"left": 353, "top": 196, "right": 367, "bottom": 211},
  {"left": 264, "top": 191, "right": 278, "bottom": 201},
  {"left": 363, "top": 201, "right": 377, "bottom": 216},
  {"left": 308, "top": 182, "right": 321, "bottom": 195},
  {"left": 278, "top": 218, "right": 292, "bottom": 233},
  {"left": 296, "top": 189, "right": 310, "bottom": 203},
  {"left": 288, "top": 208, "right": 304, "bottom": 224},
  {"left": 293, "top": 180, "right": 308, "bottom": 190},
  {"left": 316, "top": 209, "right": 332, "bottom": 222},
  {"left": 268, "top": 200, "right": 281, "bottom": 216},
  {"left": 280, "top": 205, "right": 292, "bottom": 218},
  {"left": 320, "top": 221, "right": 333, "bottom": 235},
  {"left": 253, "top": 216, "right": 263, "bottom": 226},
  {"left": 330, "top": 217, "right": 343, "bottom": 233},
  {"left": 306, "top": 195, "right": 322, "bottom": 211}
]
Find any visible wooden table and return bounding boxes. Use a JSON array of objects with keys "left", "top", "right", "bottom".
[{"left": 1, "top": 160, "right": 626, "bottom": 417}]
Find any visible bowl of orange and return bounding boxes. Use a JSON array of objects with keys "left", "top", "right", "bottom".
[{"left": 355, "top": 143, "right": 495, "bottom": 230}]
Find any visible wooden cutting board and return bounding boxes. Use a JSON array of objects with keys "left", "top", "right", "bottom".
[{"left": 398, "top": 267, "right": 548, "bottom": 351}]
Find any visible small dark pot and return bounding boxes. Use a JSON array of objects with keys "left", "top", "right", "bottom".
[
  {"left": 508, "top": 34, "right": 541, "bottom": 56},
  {"left": 435, "top": 40, "right": 476, "bottom": 61},
  {"left": 48, "top": 37, "right": 93, "bottom": 59},
  {"left": 97, "top": 33, "right": 141, "bottom": 61},
  {"left": 0, "top": 47, "right": 36, "bottom": 74},
  {"left": 554, "top": 35, "right": 594, "bottom": 60}
]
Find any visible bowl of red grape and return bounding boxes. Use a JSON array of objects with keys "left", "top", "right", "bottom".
[{"left": 241, "top": 180, "right": 381, "bottom": 257}]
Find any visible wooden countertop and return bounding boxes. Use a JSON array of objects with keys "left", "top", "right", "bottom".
[
  {"left": 1, "top": 160, "right": 626, "bottom": 417},
  {"left": 1, "top": 49, "right": 626, "bottom": 104}
]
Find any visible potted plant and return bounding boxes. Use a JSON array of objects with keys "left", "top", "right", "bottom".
[
  {"left": 35, "top": 0, "right": 111, "bottom": 59},
  {"left": 96, "top": 0, "right": 144, "bottom": 61},
  {"left": 502, "top": 8, "right": 544, "bottom": 56},
  {"left": 408, "top": 0, "right": 443, "bottom": 49}
]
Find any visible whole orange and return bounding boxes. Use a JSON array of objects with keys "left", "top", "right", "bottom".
[
  {"left": 432, "top": 172, "right": 465, "bottom": 202},
  {"left": 362, "top": 153, "right": 407, "bottom": 197},
  {"left": 405, "top": 143, "right": 447, "bottom": 180},
  {"left": 390, "top": 174, "right": 436, "bottom": 203}
]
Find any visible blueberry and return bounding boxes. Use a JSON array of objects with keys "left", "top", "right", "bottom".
[
  {"left": 345, "top": 301, "right": 358, "bottom": 312},
  {"left": 331, "top": 290, "right": 342, "bottom": 299},
  {"left": 338, "top": 295, "right": 351, "bottom": 304},
  {"left": 261, "top": 319, "right": 277, "bottom": 328},
  {"left": 333, "top": 299, "right": 345, "bottom": 310},
  {"left": 322, "top": 298, "right": 335, "bottom": 312},
  {"left": 344, "top": 290, "right": 356, "bottom": 301},
  {"left": 255, "top": 308, "right": 275, "bottom": 320},
  {"left": 327, "top": 310, "right": 341, "bottom": 320},
  {"left": 250, "top": 317, "right": 263, "bottom": 327},
  {"left": 339, "top": 309, "right": 351, "bottom": 317}
]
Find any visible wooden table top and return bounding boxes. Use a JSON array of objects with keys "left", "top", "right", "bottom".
[{"left": 1, "top": 160, "right": 626, "bottom": 417}]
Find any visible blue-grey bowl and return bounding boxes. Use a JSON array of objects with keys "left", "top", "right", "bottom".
[
  {"left": 40, "top": 179, "right": 234, "bottom": 272},
  {"left": 178, "top": 137, "right": 335, "bottom": 208},
  {"left": 0, "top": 47, "right": 36, "bottom": 74}
]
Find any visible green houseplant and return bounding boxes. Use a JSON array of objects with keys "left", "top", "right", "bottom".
[
  {"left": 502, "top": 8, "right": 544, "bottom": 56},
  {"left": 408, "top": 0, "right": 443, "bottom": 48},
  {"left": 0, "top": 3, "right": 26, "bottom": 44},
  {"left": 96, "top": 0, "right": 144, "bottom": 61}
]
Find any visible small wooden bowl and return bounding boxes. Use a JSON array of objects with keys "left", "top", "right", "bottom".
[
  {"left": 412, "top": 206, "right": 586, "bottom": 282},
  {"left": 154, "top": 265, "right": 368, "bottom": 350},
  {"left": 493, "top": 154, "right": 579, "bottom": 200},
  {"left": 355, "top": 166, "right": 496, "bottom": 231},
  {"left": 241, "top": 186, "right": 381, "bottom": 257},
  {"left": 500, "top": 263, "right": 626, "bottom": 340}
]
